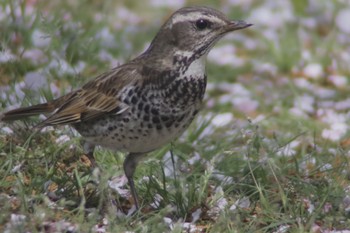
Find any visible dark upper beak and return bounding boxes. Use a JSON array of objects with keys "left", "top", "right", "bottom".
[{"left": 224, "top": 20, "right": 253, "bottom": 32}]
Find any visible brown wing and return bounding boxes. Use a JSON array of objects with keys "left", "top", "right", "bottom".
[{"left": 35, "top": 64, "right": 140, "bottom": 128}]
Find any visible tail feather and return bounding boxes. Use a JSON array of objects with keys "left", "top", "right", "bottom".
[{"left": 1, "top": 103, "right": 55, "bottom": 121}]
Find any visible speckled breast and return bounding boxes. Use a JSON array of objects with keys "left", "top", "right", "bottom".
[{"left": 74, "top": 74, "right": 207, "bottom": 153}]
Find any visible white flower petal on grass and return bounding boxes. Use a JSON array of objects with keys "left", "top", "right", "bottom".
[
  {"left": 216, "top": 83, "right": 259, "bottom": 114},
  {"left": 227, "top": 0, "right": 254, "bottom": 8},
  {"left": 22, "top": 49, "right": 46, "bottom": 65},
  {"left": 191, "top": 208, "right": 202, "bottom": 223},
  {"left": 150, "top": 0, "right": 185, "bottom": 8},
  {"left": 294, "top": 78, "right": 314, "bottom": 90},
  {"left": 32, "top": 29, "right": 51, "bottom": 48},
  {"left": 187, "top": 152, "right": 201, "bottom": 165},
  {"left": 11, "top": 163, "right": 23, "bottom": 173},
  {"left": 336, "top": 8, "right": 350, "bottom": 34},
  {"left": 314, "top": 87, "right": 335, "bottom": 99},
  {"left": 55, "top": 135, "right": 70, "bottom": 145},
  {"left": 108, "top": 176, "right": 130, "bottom": 198},
  {"left": 232, "top": 97, "right": 259, "bottom": 114},
  {"left": 318, "top": 109, "right": 347, "bottom": 124},
  {"left": 301, "top": 17, "right": 317, "bottom": 28},
  {"left": 248, "top": 3, "right": 293, "bottom": 29},
  {"left": 303, "top": 63, "right": 323, "bottom": 79},
  {"left": 289, "top": 107, "right": 308, "bottom": 118},
  {"left": 213, "top": 186, "right": 228, "bottom": 210},
  {"left": 182, "top": 222, "right": 199, "bottom": 233},
  {"left": 251, "top": 114, "right": 265, "bottom": 124},
  {"left": 320, "top": 163, "right": 332, "bottom": 172},
  {"left": 274, "top": 225, "right": 291, "bottom": 233},
  {"left": 112, "top": 7, "right": 141, "bottom": 29},
  {"left": 328, "top": 74, "right": 348, "bottom": 87},
  {"left": 293, "top": 94, "right": 315, "bottom": 114},
  {"left": 1, "top": 127, "right": 13, "bottom": 134},
  {"left": 335, "top": 98, "right": 350, "bottom": 110},
  {"left": 211, "top": 113, "right": 234, "bottom": 127},
  {"left": 150, "top": 194, "right": 163, "bottom": 209},
  {"left": 163, "top": 217, "right": 173, "bottom": 230},
  {"left": 303, "top": 198, "right": 315, "bottom": 214},
  {"left": 0, "top": 49, "right": 16, "bottom": 63},
  {"left": 253, "top": 62, "right": 278, "bottom": 75},
  {"left": 14, "top": 82, "right": 25, "bottom": 100},
  {"left": 162, "top": 151, "right": 177, "bottom": 177},
  {"left": 319, "top": 109, "right": 348, "bottom": 141},
  {"left": 330, "top": 230, "right": 350, "bottom": 233},
  {"left": 10, "top": 214, "right": 26, "bottom": 226},
  {"left": 230, "top": 196, "right": 250, "bottom": 211},
  {"left": 50, "top": 83, "right": 62, "bottom": 98},
  {"left": 46, "top": 55, "right": 86, "bottom": 76},
  {"left": 322, "top": 122, "right": 348, "bottom": 141},
  {"left": 24, "top": 71, "right": 48, "bottom": 91},
  {"left": 277, "top": 140, "right": 300, "bottom": 157},
  {"left": 96, "top": 27, "right": 116, "bottom": 49}
]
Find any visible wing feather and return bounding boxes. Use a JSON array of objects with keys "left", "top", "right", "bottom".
[{"left": 36, "top": 64, "right": 139, "bottom": 128}]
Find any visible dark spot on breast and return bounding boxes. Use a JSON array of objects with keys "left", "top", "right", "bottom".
[
  {"left": 131, "top": 96, "right": 138, "bottom": 104},
  {"left": 144, "top": 105, "right": 150, "bottom": 114},
  {"left": 161, "top": 115, "right": 169, "bottom": 121},
  {"left": 152, "top": 117, "right": 160, "bottom": 124},
  {"left": 177, "top": 114, "right": 185, "bottom": 122},
  {"left": 148, "top": 124, "right": 153, "bottom": 129},
  {"left": 123, "top": 118, "right": 129, "bottom": 123},
  {"left": 151, "top": 108, "right": 159, "bottom": 115},
  {"left": 128, "top": 89, "right": 134, "bottom": 97},
  {"left": 165, "top": 121, "right": 173, "bottom": 128},
  {"left": 143, "top": 115, "right": 150, "bottom": 121},
  {"left": 138, "top": 102, "right": 144, "bottom": 110},
  {"left": 156, "top": 124, "right": 162, "bottom": 130},
  {"left": 108, "top": 126, "right": 113, "bottom": 131}
]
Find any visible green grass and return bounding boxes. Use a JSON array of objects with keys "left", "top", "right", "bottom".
[{"left": 1, "top": 0, "right": 350, "bottom": 232}]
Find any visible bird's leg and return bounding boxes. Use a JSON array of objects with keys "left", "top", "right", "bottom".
[
  {"left": 82, "top": 140, "right": 97, "bottom": 168},
  {"left": 123, "top": 153, "right": 144, "bottom": 210}
]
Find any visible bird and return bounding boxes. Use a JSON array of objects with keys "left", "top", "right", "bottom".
[{"left": 0, "top": 6, "right": 252, "bottom": 210}]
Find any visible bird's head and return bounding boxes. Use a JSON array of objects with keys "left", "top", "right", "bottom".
[{"left": 146, "top": 6, "right": 252, "bottom": 59}]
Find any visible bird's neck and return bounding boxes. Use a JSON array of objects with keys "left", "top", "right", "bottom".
[
  {"left": 140, "top": 47, "right": 207, "bottom": 79},
  {"left": 173, "top": 50, "right": 207, "bottom": 77}
]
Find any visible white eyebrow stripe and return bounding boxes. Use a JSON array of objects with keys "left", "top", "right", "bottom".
[{"left": 167, "top": 12, "right": 224, "bottom": 28}]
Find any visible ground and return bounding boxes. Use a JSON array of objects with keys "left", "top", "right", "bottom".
[{"left": 1, "top": 0, "right": 350, "bottom": 232}]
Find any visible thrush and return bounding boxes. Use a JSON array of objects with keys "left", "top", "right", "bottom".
[{"left": 1, "top": 6, "right": 251, "bottom": 210}]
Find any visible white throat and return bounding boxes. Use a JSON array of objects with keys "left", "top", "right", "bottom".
[{"left": 185, "top": 55, "right": 207, "bottom": 77}]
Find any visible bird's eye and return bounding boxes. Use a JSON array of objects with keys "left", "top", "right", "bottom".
[{"left": 195, "top": 19, "right": 209, "bottom": 30}]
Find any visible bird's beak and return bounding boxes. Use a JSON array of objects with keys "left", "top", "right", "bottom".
[{"left": 224, "top": 20, "right": 253, "bottom": 32}]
